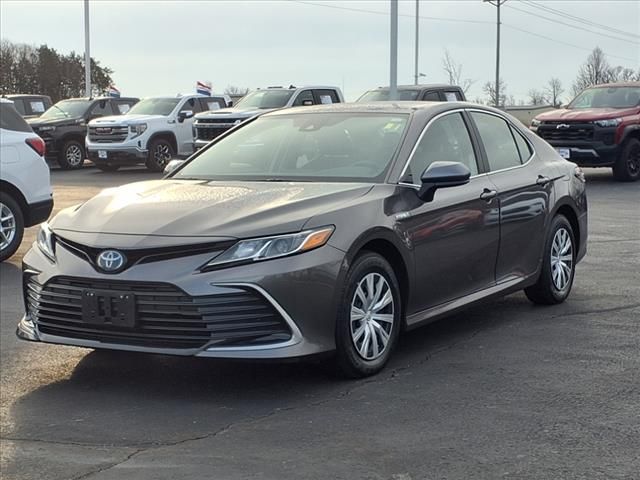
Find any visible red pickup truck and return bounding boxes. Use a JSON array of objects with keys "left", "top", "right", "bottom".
[{"left": 530, "top": 82, "right": 640, "bottom": 182}]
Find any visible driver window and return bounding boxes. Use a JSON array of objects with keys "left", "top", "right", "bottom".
[
  {"left": 292, "top": 90, "right": 314, "bottom": 107},
  {"left": 179, "top": 98, "right": 197, "bottom": 114},
  {"left": 90, "top": 100, "right": 111, "bottom": 117},
  {"left": 405, "top": 113, "right": 478, "bottom": 183}
]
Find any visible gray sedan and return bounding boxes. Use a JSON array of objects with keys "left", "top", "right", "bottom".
[{"left": 18, "top": 102, "right": 588, "bottom": 377}]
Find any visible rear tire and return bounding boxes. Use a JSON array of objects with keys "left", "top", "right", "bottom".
[
  {"left": 612, "top": 138, "right": 640, "bottom": 182},
  {"left": 525, "top": 214, "right": 576, "bottom": 305},
  {"left": 334, "top": 252, "right": 402, "bottom": 378},
  {"left": 145, "top": 138, "right": 174, "bottom": 172},
  {"left": 95, "top": 163, "right": 120, "bottom": 172},
  {"left": 57, "top": 139, "right": 85, "bottom": 170},
  {"left": 0, "top": 193, "right": 25, "bottom": 262}
]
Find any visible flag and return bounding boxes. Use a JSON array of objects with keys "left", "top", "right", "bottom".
[
  {"left": 107, "top": 85, "right": 120, "bottom": 98},
  {"left": 196, "top": 81, "right": 212, "bottom": 96}
]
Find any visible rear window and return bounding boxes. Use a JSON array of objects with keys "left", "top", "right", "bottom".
[{"left": 0, "top": 103, "right": 32, "bottom": 132}]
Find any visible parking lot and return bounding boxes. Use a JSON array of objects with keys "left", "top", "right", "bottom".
[{"left": 0, "top": 166, "right": 638, "bottom": 480}]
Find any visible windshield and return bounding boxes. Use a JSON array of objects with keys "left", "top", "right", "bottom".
[
  {"left": 235, "top": 90, "right": 295, "bottom": 109},
  {"left": 174, "top": 113, "right": 409, "bottom": 182},
  {"left": 127, "top": 98, "right": 180, "bottom": 116},
  {"left": 40, "top": 99, "right": 91, "bottom": 119},
  {"left": 568, "top": 86, "right": 640, "bottom": 109},
  {"left": 357, "top": 90, "right": 421, "bottom": 102}
]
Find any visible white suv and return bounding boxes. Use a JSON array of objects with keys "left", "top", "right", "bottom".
[
  {"left": 0, "top": 99, "right": 53, "bottom": 261},
  {"left": 86, "top": 94, "right": 229, "bottom": 172}
]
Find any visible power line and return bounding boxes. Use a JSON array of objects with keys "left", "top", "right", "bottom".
[
  {"left": 505, "top": 3, "right": 640, "bottom": 45},
  {"left": 522, "top": 0, "right": 640, "bottom": 40}
]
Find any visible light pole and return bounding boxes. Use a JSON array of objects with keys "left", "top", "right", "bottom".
[
  {"left": 84, "top": 0, "right": 91, "bottom": 97},
  {"left": 414, "top": 0, "right": 419, "bottom": 85},
  {"left": 389, "top": 0, "right": 398, "bottom": 100},
  {"left": 484, "top": 0, "right": 506, "bottom": 107}
]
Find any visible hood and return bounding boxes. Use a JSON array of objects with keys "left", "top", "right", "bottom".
[
  {"left": 28, "top": 116, "right": 82, "bottom": 128},
  {"left": 89, "top": 114, "right": 167, "bottom": 126},
  {"left": 51, "top": 179, "right": 373, "bottom": 241},
  {"left": 536, "top": 106, "right": 639, "bottom": 122},
  {"left": 196, "top": 107, "right": 275, "bottom": 120}
]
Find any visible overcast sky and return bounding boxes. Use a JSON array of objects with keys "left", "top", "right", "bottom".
[{"left": 1, "top": 0, "right": 638, "bottom": 102}]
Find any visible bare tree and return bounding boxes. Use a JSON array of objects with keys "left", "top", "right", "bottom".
[
  {"left": 441, "top": 49, "right": 475, "bottom": 94},
  {"left": 545, "top": 78, "right": 564, "bottom": 107},
  {"left": 572, "top": 47, "right": 613, "bottom": 96},
  {"left": 528, "top": 89, "right": 549, "bottom": 106},
  {"left": 224, "top": 85, "right": 249, "bottom": 96},
  {"left": 483, "top": 78, "right": 507, "bottom": 107}
]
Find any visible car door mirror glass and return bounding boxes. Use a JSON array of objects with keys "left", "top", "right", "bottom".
[
  {"left": 418, "top": 161, "right": 471, "bottom": 202},
  {"left": 164, "top": 159, "right": 185, "bottom": 175}
]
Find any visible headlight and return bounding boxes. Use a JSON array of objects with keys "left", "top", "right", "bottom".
[
  {"left": 593, "top": 118, "right": 621, "bottom": 128},
  {"left": 36, "top": 223, "right": 55, "bottom": 262},
  {"left": 129, "top": 123, "right": 148, "bottom": 137},
  {"left": 530, "top": 118, "right": 541, "bottom": 127},
  {"left": 38, "top": 126, "right": 56, "bottom": 132},
  {"left": 202, "top": 226, "right": 334, "bottom": 270}
]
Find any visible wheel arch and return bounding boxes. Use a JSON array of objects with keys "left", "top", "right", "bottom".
[
  {"left": 551, "top": 198, "right": 581, "bottom": 253},
  {"left": 620, "top": 124, "right": 640, "bottom": 145},
  {"left": 148, "top": 131, "right": 178, "bottom": 153},
  {"left": 0, "top": 180, "right": 28, "bottom": 219}
]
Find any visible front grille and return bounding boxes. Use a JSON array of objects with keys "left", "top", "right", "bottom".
[
  {"left": 88, "top": 126, "right": 129, "bottom": 143},
  {"left": 537, "top": 122, "right": 594, "bottom": 142},
  {"left": 197, "top": 118, "right": 242, "bottom": 124},
  {"left": 26, "top": 276, "right": 292, "bottom": 350},
  {"left": 195, "top": 125, "right": 232, "bottom": 141}
]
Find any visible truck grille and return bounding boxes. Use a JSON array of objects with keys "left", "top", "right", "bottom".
[
  {"left": 88, "top": 126, "right": 129, "bottom": 143},
  {"left": 537, "top": 122, "right": 594, "bottom": 142},
  {"left": 195, "top": 125, "right": 232, "bottom": 141},
  {"left": 26, "top": 276, "right": 292, "bottom": 350}
]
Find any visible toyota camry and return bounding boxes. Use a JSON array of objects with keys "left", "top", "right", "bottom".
[{"left": 18, "top": 102, "right": 588, "bottom": 377}]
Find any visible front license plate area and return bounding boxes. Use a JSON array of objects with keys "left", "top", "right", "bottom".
[
  {"left": 82, "top": 290, "right": 136, "bottom": 328},
  {"left": 555, "top": 147, "right": 571, "bottom": 159},
  {"left": 98, "top": 150, "right": 108, "bottom": 159}
]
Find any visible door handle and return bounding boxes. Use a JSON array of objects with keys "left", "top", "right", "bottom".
[
  {"left": 480, "top": 188, "right": 498, "bottom": 201},
  {"left": 536, "top": 175, "right": 551, "bottom": 186}
]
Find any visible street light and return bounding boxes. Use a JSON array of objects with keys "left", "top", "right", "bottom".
[
  {"left": 484, "top": 0, "right": 507, "bottom": 107},
  {"left": 84, "top": 0, "right": 91, "bottom": 97},
  {"left": 414, "top": 0, "right": 419, "bottom": 85},
  {"left": 390, "top": 0, "right": 398, "bottom": 100}
]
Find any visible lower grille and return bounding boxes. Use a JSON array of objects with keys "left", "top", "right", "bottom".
[
  {"left": 26, "top": 276, "right": 292, "bottom": 350},
  {"left": 195, "top": 125, "right": 231, "bottom": 141}
]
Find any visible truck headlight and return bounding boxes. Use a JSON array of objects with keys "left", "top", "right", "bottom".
[
  {"left": 530, "top": 118, "right": 541, "bottom": 128},
  {"left": 593, "top": 118, "right": 621, "bottom": 128},
  {"left": 38, "top": 126, "right": 56, "bottom": 132},
  {"left": 129, "top": 123, "right": 148, "bottom": 138},
  {"left": 36, "top": 222, "right": 56, "bottom": 262},
  {"left": 201, "top": 226, "right": 334, "bottom": 271}
]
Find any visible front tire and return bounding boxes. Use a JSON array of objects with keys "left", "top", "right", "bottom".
[
  {"left": 612, "top": 138, "right": 640, "bottom": 182},
  {"left": 525, "top": 214, "right": 576, "bottom": 305},
  {"left": 0, "top": 193, "right": 25, "bottom": 262},
  {"left": 335, "top": 252, "right": 402, "bottom": 378},
  {"left": 145, "top": 138, "right": 174, "bottom": 172},
  {"left": 57, "top": 139, "right": 85, "bottom": 170}
]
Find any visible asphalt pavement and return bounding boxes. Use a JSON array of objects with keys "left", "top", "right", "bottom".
[{"left": 1, "top": 166, "right": 638, "bottom": 480}]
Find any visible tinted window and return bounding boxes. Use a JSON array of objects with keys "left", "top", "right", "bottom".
[
  {"left": 315, "top": 90, "right": 339, "bottom": 104},
  {"left": 405, "top": 112, "right": 478, "bottom": 183},
  {"left": 90, "top": 100, "right": 112, "bottom": 117},
  {"left": 423, "top": 91, "right": 440, "bottom": 101},
  {"left": 12, "top": 99, "right": 26, "bottom": 115},
  {"left": 444, "top": 91, "right": 463, "bottom": 101},
  {"left": 180, "top": 98, "right": 200, "bottom": 113},
  {"left": 292, "top": 90, "right": 314, "bottom": 107},
  {"left": 202, "top": 98, "right": 225, "bottom": 111},
  {"left": 471, "top": 112, "right": 521, "bottom": 171},
  {"left": 114, "top": 101, "right": 132, "bottom": 114},
  {"left": 511, "top": 126, "right": 532, "bottom": 162},
  {"left": 0, "top": 103, "right": 32, "bottom": 132},
  {"left": 41, "top": 99, "right": 92, "bottom": 119}
]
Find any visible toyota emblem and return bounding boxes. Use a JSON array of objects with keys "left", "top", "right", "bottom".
[{"left": 97, "top": 250, "right": 126, "bottom": 272}]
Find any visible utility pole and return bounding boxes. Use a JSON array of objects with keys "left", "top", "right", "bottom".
[
  {"left": 389, "top": 0, "right": 398, "bottom": 100},
  {"left": 84, "top": 0, "right": 91, "bottom": 97},
  {"left": 414, "top": 0, "right": 419, "bottom": 85},
  {"left": 484, "top": 0, "right": 505, "bottom": 107}
]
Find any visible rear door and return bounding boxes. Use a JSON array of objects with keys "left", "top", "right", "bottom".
[
  {"left": 175, "top": 98, "right": 203, "bottom": 155},
  {"left": 396, "top": 111, "right": 500, "bottom": 311},
  {"left": 468, "top": 110, "right": 552, "bottom": 282},
  {"left": 313, "top": 89, "right": 340, "bottom": 105}
]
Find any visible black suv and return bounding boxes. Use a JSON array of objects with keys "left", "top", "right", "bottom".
[
  {"left": 3, "top": 94, "right": 53, "bottom": 119},
  {"left": 28, "top": 96, "right": 139, "bottom": 170},
  {"left": 357, "top": 84, "right": 466, "bottom": 102}
]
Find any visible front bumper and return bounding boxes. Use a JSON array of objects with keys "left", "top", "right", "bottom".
[
  {"left": 550, "top": 142, "right": 620, "bottom": 167},
  {"left": 87, "top": 146, "right": 148, "bottom": 165},
  {"left": 18, "top": 240, "right": 346, "bottom": 359}
]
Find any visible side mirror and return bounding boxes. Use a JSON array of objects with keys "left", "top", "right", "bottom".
[
  {"left": 228, "top": 100, "right": 234, "bottom": 107},
  {"left": 164, "top": 159, "right": 185, "bottom": 175},
  {"left": 302, "top": 100, "right": 314, "bottom": 106},
  {"left": 177, "top": 110, "right": 194, "bottom": 123},
  {"left": 418, "top": 161, "right": 471, "bottom": 202}
]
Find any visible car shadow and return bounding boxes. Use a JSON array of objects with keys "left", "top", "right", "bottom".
[{"left": 4, "top": 293, "right": 533, "bottom": 447}]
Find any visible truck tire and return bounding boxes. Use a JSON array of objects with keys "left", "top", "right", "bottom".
[
  {"left": 145, "top": 138, "right": 174, "bottom": 172},
  {"left": 0, "top": 192, "right": 25, "bottom": 262},
  {"left": 58, "top": 139, "right": 85, "bottom": 170},
  {"left": 612, "top": 137, "right": 640, "bottom": 182}
]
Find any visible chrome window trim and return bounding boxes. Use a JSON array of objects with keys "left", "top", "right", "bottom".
[{"left": 398, "top": 172, "right": 488, "bottom": 189}]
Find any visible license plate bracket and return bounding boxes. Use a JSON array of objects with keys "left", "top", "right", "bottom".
[
  {"left": 82, "top": 289, "right": 136, "bottom": 328},
  {"left": 98, "top": 150, "right": 108, "bottom": 159},
  {"left": 555, "top": 147, "right": 571, "bottom": 159}
]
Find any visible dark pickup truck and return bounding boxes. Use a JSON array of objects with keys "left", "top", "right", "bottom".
[
  {"left": 357, "top": 84, "right": 466, "bottom": 102},
  {"left": 531, "top": 82, "right": 640, "bottom": 182}
]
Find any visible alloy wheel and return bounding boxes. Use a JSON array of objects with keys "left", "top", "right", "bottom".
[
  {"left": 550, "top": 227, "right": 573, "bottom": 291},
  {"left": 350, "top": 272, "right": 395, "bottom": 360},
  {"left": 627, "top": 142, "right": 640, "bottom": 176},
  {"left": 0, "top": 202, "right": 17, "bottom": 252},
  {"left": 153, "top": 144, "right": 171, "bottom": 167},
  {"left": 66, "top": 144, "right": 83, "bottom": 167}
]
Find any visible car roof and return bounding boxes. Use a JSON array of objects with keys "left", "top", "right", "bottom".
[
  {"left": 57, "top": 96, "right": 139, "bottom": 102},
  {"left": 585, "top": 82, "right": 640, "bottom": 89},
  {"left": 367, "top": 84, "right": 459, "bottom": 91},
  {"left": 255, "top": 86, "right": 339, "bottom": 91},
  {"left": 264, "top": 101, "right": 497, "bottom": 116},
  {"left": 4, "top": 94, "right": 52, "bottom": 99}
]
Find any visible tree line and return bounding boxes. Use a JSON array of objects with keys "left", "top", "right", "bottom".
[{"left": 0, "top": 39, "right": 114, "bottom": 102}]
